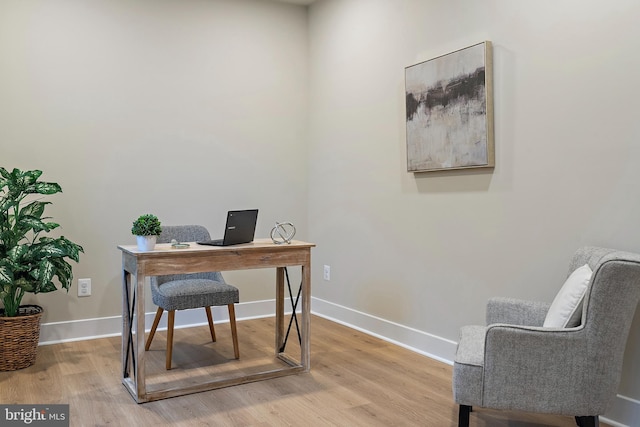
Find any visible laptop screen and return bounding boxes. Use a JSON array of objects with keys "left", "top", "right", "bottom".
[{"left": 222, "top": 209, "right": 258, "bottom": 245}]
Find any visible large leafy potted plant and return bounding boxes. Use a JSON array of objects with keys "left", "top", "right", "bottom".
[{"left": 0, "top": 167, "right": 83, "bottom": 370}]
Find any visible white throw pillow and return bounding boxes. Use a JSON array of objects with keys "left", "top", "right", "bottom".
[{"left": 543, "top": 264, "right": 593, "bottom": 328}]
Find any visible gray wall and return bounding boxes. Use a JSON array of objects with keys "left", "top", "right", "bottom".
[
  {"left": 0, "top": 0, "right": 309, "bottom": 319},
  {"left": 307, "top": 0, "right": 640, "bottom": 422}
]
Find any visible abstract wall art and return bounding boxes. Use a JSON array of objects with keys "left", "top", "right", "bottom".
[{"left": 405, "top": 41, "right": 494, "bottom": 172}]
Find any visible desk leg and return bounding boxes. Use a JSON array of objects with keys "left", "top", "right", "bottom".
[
  {"left": 135, "top": 273, "right": 146, "bottom": 400},
  {"left": 301, "top": 264, "right": 311, "bottom": 371},
  {"left": 275, "top": 267, "right": 285, "bottom": 355}
]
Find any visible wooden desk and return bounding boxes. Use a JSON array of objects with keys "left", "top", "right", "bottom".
[{"left": 117, "top": 238, "right": 315, "bottom": 403}]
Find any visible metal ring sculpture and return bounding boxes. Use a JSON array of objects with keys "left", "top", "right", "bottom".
[{"left": 270, "top": 222, "right": 296, "bottom": 245}]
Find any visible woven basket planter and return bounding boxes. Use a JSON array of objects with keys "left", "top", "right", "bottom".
[{"left": 0, "top": 305, "right": 43, "bottom": 371}]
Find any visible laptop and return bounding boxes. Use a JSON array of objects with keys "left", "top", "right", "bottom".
[{"left": 197, "top": 209, "right": 259, "bottom": 246}]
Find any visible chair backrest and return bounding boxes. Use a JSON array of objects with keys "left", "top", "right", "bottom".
[
  {"left": 151, "top": 225, "right": 225, "bottom": 286},
  {"left": 568, "top": 246, "right": 640, "bottom": 411}
]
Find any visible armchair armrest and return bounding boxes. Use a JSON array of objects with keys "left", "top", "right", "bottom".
[
  {"left": 482, "top": 324, "right": 602, "bottom": 415},
  {"left": 486, "top": 297, "right": 550, "bottom": 326}
]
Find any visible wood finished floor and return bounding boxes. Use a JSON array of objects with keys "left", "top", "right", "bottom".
[{"left": 0, "top": 315, "right": 610, "bottom": 427}]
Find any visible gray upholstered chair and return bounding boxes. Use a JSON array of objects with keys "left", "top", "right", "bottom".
[
  {"left": 453, "top": 247, "right": 640, "bottom": 427},
  {"left": 145, "top": 225, "right": 240, "bottom": 370}
]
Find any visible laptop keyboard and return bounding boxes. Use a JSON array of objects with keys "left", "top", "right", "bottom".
[{"left": 197, "top": 239, "right": 224, "bottom": 246}]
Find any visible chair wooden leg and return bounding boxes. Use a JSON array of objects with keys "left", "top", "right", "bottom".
[
  {"left": 576, "top": 416, "right": 599, "bottom": 427},
  {"left": 458, "top": 405, "right": 471, "bottom": 427},
  {"left": 205, "top": 306, "right": 216, "bottom": 342},
  {"left": 228, "top": 304, "right": 239, "bottom": 359},
  {"left": 166, "top": 310, "right": 175, "bottom": 370},
  {"left": 145, "top": 307, "right": 164, "bottom": 350}
]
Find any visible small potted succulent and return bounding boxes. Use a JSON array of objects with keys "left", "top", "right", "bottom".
[{"left": 131, "top": 214, "right": 162, "bottom": 251}]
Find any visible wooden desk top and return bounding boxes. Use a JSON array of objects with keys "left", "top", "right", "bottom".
[{"left": 118, "top": 238, "right": 315, "bottom": 256}]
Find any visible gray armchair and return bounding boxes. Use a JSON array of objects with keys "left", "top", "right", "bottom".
[
  {"left": 145, "top": 225, "right": 240, "bottom": 370},
  {"left": 453, "top": 247, "right": 640, "bottom": 427}
]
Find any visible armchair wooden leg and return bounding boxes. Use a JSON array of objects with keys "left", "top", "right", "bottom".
[
  {"left": 145, "top": 307, "right": 164, "bottom": 350},
  {"left": 228, "top": 304, "right": 239, "bottom": 359},
  {"left": 166, "top": 310, "right": 175, "bottom": 370},
  {"left": 575, "top": 416, "right": 599, "bottom": 427},
  {"left": 205, "top": 306, "right": 216, "bottom": 342},
  {"left": 458, "top": 405, "right": 471, "bottom": 427}
]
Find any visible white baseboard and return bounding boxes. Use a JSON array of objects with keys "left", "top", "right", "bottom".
[
  {"left": 38, "top": 299, "right": 280, "bottom": 345},
  {"left": 310, "top": 297, "right": 457, "bottom": 365},
  {"left": 37, "top": 296, "right": 638, "bottom": 426},
  {"left": 601, "top": 394, "right": 640, "bottom": 427}
]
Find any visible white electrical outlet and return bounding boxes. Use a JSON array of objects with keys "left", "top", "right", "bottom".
[
  {"left": 323, "top": 265, "right": 331, "bottom": 281},
  {"left": 78, "top": 278, "right": 91, "bottom": 297}
]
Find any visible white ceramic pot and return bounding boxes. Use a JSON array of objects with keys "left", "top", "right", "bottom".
[{"left": 136, "top": 235, "right": 157, "bottom": 251}]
